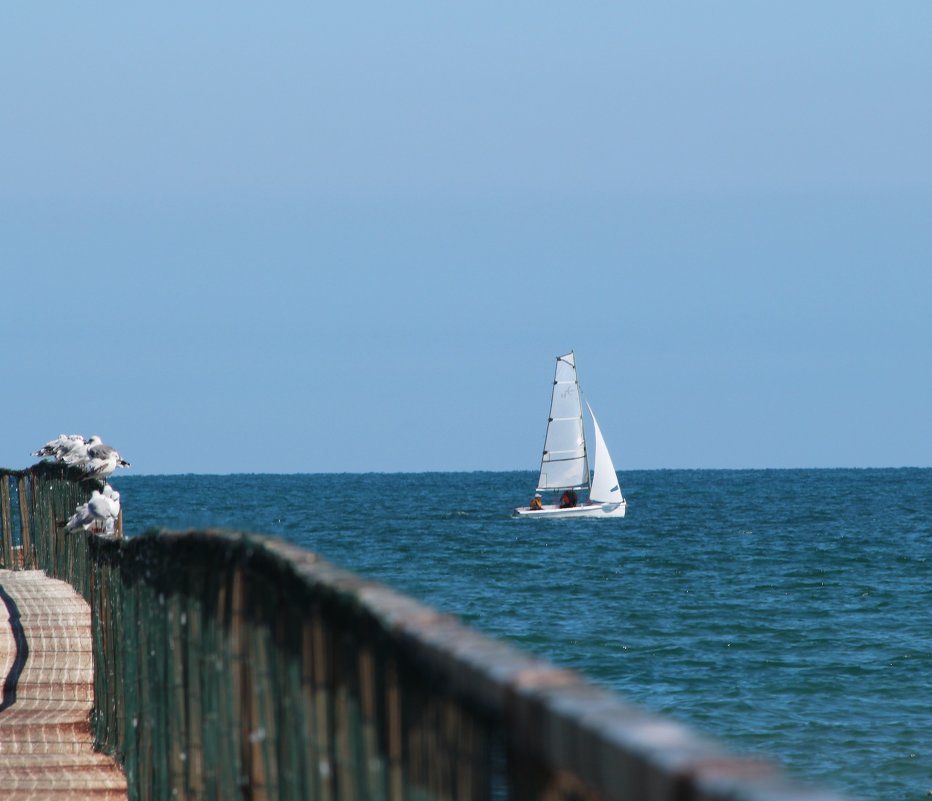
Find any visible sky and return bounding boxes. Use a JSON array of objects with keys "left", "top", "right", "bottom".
[{"left": 1, "top": 4, "right": 930, "bottom": 474}]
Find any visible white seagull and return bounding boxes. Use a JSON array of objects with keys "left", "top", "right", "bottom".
[
  {"left": 83, "top": 439, "right": 131, "bottom": 479},
  {"left": 32, "top": 434, "right": 87, "bottom": 462},
  {"left": 66, "top": 485, "right": 121, "bottom": 535},
  {"left": 85, "top": 436, "right": 129, "bottom": 465}
]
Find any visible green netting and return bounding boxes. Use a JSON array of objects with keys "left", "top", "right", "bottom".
[{"left": 28, "top": 526, "right": 498, "bottom": 801}]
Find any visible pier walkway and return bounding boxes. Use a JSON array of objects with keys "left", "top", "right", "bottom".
[{"left": 0, "top": 569, "right": 127, "bottom": 801}]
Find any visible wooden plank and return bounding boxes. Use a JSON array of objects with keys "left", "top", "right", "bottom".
[
  {"left": 0, "top": 477, "right": 12, "bottom": 568},
  {"left": 16, "top": 477, "right": 32, "bottom": 570}
]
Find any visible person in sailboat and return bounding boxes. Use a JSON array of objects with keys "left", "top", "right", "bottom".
[
  {"left": 529, "top": 493, "right": 543, "bottom": 511},
  {"left": 559, "top": 489, "right": 578, "bottom": 509}
]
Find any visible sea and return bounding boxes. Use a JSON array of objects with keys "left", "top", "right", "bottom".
[{"left": 108, "top": 468, "right": 931, "bottom": 801}]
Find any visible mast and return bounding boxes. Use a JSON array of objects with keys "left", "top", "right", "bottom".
[{"left": 536, "top": 351, "right": 590, "bottom": 492}]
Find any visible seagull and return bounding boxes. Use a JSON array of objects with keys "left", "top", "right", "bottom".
[
  {"left": 32, "top": 434, "right": 87, "bottom": 461},
  {"left": 66, "top": 485, "right": 121, "bottom": 535},
  {"left": 85, "top": 436, "right": 129, "bottom": 465},
  {"left": 83, "top": 445, "right": 131, "bottom": 479}
]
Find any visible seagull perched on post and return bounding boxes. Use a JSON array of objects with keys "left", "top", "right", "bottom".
[
  {"left": 32, "top": 434, "right": 87, "bottom": 462},
  {"left": 84, "top": 452, "right": 131, "bottom": 480},
  {"left": 82, "top": 436, "right": 131, "bottom": 478},
  {"left": 66, "top": 485, "right": 121, "bottom": 535}
]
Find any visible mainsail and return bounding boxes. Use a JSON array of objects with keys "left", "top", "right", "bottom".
[{"left": 537, "top": 352, "right": 589, "bottom": 492}]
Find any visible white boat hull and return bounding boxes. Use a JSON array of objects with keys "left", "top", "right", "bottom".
[{"left": 513, "top": 501, "right": 626, "bottom": 519}]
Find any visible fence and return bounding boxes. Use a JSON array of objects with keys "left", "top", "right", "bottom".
[{"left": 0, "top": 464, "right": 847, "bottom": 801}]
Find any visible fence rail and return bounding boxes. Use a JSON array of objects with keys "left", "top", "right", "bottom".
[{"left": 0, "top": 464, "right": 848, "bottom": 801}]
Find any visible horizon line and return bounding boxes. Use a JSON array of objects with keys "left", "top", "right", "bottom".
[{"left": 108, "top": 464, "right": 931, "bottom": 479}]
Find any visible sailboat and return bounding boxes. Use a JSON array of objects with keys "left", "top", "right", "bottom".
[{"left": 513, "top": 352, "right": 627, "bottom": 519}]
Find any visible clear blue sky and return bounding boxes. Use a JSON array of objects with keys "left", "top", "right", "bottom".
[{"left": 1, "top": 4, "right": 929, "bottom": 474}]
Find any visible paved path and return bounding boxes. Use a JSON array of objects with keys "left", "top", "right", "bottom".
[{"left": 0, "top": 570, "right": 127, "bottom": 800}]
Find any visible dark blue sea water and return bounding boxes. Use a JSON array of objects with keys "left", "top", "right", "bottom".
[{"left": 109, "top": 468, "right": 932, "bottom": 801}]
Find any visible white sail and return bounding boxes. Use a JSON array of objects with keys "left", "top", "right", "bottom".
[
  {"left": 537, "top": 352, "right": 589, "bottom": 491},
  {"left": 586, "top": 402, "right": 624, "bottom": 504}
]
